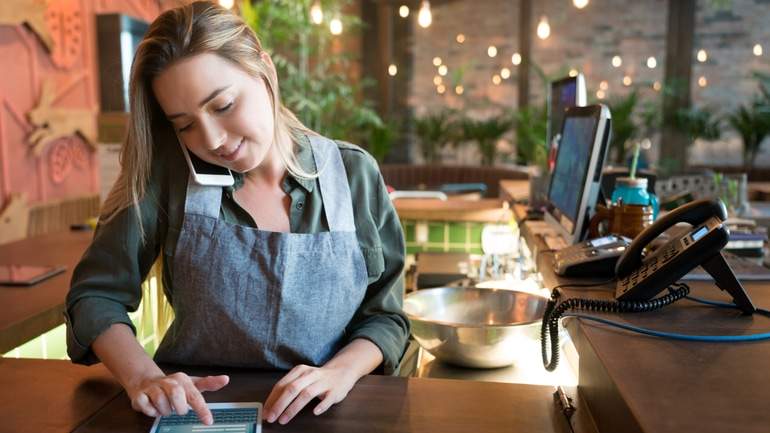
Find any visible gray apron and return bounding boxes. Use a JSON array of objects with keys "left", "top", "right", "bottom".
[{"left": 155, "top": 135, "right": 368, "bottom": 369}]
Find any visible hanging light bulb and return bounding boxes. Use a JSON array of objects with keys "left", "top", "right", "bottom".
[
  {"left": 599, "top": 80, "right": 608, "bottom": 90},
  {"left": 418, "top": 1, "right": 432, "bottom": 28},
  {"left": 612, "top": 55, "right": 622, "bottom": 67},
  {"left": 433, "top": 57, "right": 442, "bottom": 66},
  {"left": 433, "top": 75, "right": 443, "bottom": 85},
  {"left": 455, "top": 85, "right": 464, "bottom": 95},
  {"left": 501, "top": 67, "right": 511, "bottom": 79},
  {"left": 697, "top": 49, "right": 708, "bottom": 62},
  {"left": 487, "top": 46, "right": 498, "bottom": 58},
  {"left": 456, "top": 33, "right": 465, "bottom": 44},
  {"left": 437, "top": 84, "right": 446, "bottom": 94},
  {"left": 388, "top": 64, "right": 398, "bottom": 76},
  {"left": 511, "top": 52, "right": 522, "bottom": 65},
  {"left": 573, "top": 0, "right": 589, "bottom": 9},
  {"left": 754, "top": 44, "right": 763, "bottom": 56},
  {"left": 310, "top": 1, "right": 323, "bottom": 25},
  {"left": 536, "top": 16, "right": 550, "bottom": 40},
  {"left": 623, "top": 75, "right": 632, "bottom": 86},
  {"left": 438, "top": 65, "right": 448, "bottom": 76},
  {"left": 492, "top": 74, "right": 502, "bottom": 85},
  {"left": 329, "top": 16, "right": 342, "bottom": 35},
  {"left": 219, "top": 0, "right": 234, "bottom": 9},
  {"left": 399, "top": 5, "right": 409, "bottom": 18},
  {"left": 646, "top": 56, "right": 657, "bottom": 69},
  {"left": 653, "top": 81, "right": 661, "bottom": 91},
  {"left": 568, "top": 69, "right": 578, "bottom": 77},
  {"left": 698, "top": 76, "right": 707, "bottom": 87},
  {"left": 596, "top": 89, "right": 606, "bottom": 99}
]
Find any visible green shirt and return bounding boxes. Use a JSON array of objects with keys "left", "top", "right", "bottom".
[{"left": 65, "top": 133, "right": 409, "bottom": 374}]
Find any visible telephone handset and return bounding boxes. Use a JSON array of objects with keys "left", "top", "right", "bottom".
[{"left": 614, "top": 199, "right": 755, "bottom": 314}]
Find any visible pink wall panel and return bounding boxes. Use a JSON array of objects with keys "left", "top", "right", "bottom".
[{"left": 0, "top": 0, "right": 168, "bottom": 212}]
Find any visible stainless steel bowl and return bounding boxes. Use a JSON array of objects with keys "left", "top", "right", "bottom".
[{"left": 403, "top": 287, "right": 548, "bottom": 368}]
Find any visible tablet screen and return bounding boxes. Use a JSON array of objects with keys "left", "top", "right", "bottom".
[{"left": 0, "top": 265, "right": 65, "bottom": 286}]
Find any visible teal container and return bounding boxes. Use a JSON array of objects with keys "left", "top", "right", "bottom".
[{"left": 611, "top": 177, "right": 659, "bottom": 219}]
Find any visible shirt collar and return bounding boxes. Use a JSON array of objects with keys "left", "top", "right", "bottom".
[{"left": 230, "top": 133, "right": 317, "bottom": 193}]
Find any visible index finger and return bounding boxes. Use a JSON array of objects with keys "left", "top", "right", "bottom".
[{"left": 183, "top": 381, "right": 213, "bottom": 425}]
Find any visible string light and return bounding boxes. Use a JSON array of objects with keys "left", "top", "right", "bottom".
[
  {"left": 568, "top": 69, "right": 578, "bottom": 77},
  {"left": 536, "top": 16, "right": 551, "bottom": 40},
  {"left": 433, "top": 75, "right": 443, "bottom": 85},
  {"left": 418, "top": 1, "right": 432, "bottom": 28},
  {"left": 697, "top": 49, "right": 708, "bottom": 62},
  {"left": 438, "top": 65, "right": 448, "bottom": 76},
  {"left": 329, "top": 16, "right": 342, "bottom": 35},
  {"left": 653, "top": 81, "right": 661, "bottom": 91},
  {"left": 596, "top": 89, "right": 606, "bottom": 99},
  {"left": 399, "top": 5, "right": 409, "bottom": 18},
  {"left": 456, "top": 33, "right": 465, "bottom": 44},
  {"left": 310, "top": 1, "right": 323, "bottom": 24},
  {"left": 388, "top": 64, "right": 398, "bottom": 76},
  {"left": 612, "top": 55, "right": 622, "bottom": 67},
  {"left": 511, "top": 52, "right": 522, "bottom": 65},
  {"left": 501, "top": 67, "right": 511, "bottom": 79},
  {"left": 492, "top": 74, "right": 501, "bottom": 85},
  {"left": 646, "top": 56, "right": 657, "bottom": 69},
  {"left": 623, "top": 75, "right": 632, "bottom": 86},
  {"left": 754, "top": 44, "right": 763, "bottom": 56},
  {"left": 599, "top": 80, "right": 608, "bottom": 90},
  {"left": 455, "top": 85, "right": 464, "bottom": 95},
  {"left": 433, "top": 57, "right": 442, "bottom": 66},
  {"left": 487, "top": 46, "right": 498, "bottom": 58},
  {"left": 437, "top": 84, "right": 446, "bottom": 94},
  {"left": 698, "top": 76, "right": 707, "bottom": 87},
  {"left": 219, "top": 0, "right": 234, "bottom": 9},
  {"left": 573, "top": 0, "right": 589, "bottom": 9}
]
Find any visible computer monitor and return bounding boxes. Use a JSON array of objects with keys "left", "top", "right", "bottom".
[
  {"left": 547, "top": 74, "right": 587, "bottom": 170},
  {"left": 545, "top": 105, "right": 612, "bottom": 245}
]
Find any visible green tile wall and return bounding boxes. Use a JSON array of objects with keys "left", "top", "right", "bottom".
[{"left": 402, "top": 219, "right": 486, "bottom": 254}]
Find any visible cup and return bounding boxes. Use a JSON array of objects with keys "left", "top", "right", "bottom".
[
  {"left": 589, "top": 203, "right": 655, "bottom": 239},
  {"left": 611, "top": 177, "right": 659, "bottom": 219}
]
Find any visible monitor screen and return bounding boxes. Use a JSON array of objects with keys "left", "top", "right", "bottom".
[
  {"left": 547, "top": 75, "right": 587, "bottom": 169},
  {"left": 548, "top": 112, "right": 600, "bottom": 232}
]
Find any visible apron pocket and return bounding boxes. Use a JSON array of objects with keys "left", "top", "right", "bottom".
[{"left": 361, "top": 245, "right": 385, "bottom": 280}]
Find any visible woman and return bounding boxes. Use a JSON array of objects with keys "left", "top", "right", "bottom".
[{"left": 65, "top": 1, "right": 408, "bottom": 426}]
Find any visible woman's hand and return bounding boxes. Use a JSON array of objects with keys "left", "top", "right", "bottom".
[
  {"left": 262, "top": 364, "right": 357, "bottom": 425},
  {"left": 126, "top": 372, "right": 230, "bottom": 425}
]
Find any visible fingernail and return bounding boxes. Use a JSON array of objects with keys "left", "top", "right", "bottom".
[{"left": 279, "top": 416, "right": 288, "bottom": 425}]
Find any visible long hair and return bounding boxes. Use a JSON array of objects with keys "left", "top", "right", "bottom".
[{"left": 101, "top": 1, "right": 315, "bottom": 239}]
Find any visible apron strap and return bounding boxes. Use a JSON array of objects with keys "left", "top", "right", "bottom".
[
  {"left": 309, "top": 135, "right": 356, "bottom": 232},
  {"left": 183, "top": 174, "right": 223, "bottom": 218}
]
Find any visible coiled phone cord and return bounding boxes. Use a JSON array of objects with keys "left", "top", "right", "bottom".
[{"left": 540, "top": 283, "right": 691, "bottom": 372}]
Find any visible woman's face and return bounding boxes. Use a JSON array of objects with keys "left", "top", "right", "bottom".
[{"left": 152, "top": 52, "right": 275, "bottom": 173}]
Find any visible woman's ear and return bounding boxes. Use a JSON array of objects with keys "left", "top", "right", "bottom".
[{"left": 260, "top": 51, "right": 277, "bottom": 80}]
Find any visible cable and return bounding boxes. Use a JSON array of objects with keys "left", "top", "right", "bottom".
[
  {"left": 685, "top": 295, "right": 770, "bottom": 317},
  {"left": 541, "top": 283, "right": 690, "bottom": 372},
  {"left": 563, "top": 314, "right": 770, "bottom": 342}
]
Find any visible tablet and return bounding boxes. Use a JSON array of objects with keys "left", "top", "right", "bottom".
[
  {"left": 149, "top": 402, "right": 262, "bottom": 433},
  {"left": 0, "top": 265, "right": 66, "bottom": 286}
]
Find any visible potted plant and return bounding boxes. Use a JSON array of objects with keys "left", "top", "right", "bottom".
[
  {"left": 414, "top": 110, "right": 458, "bottom": 164},
  {"left": 459, "top": 114, "right": 513, "bottom": 166},
  {"left": 727, "top": 97, "right": 770, "bottom": 170},
  {"left": 607, "top": 90, "right": 639, "bottom": 164}
]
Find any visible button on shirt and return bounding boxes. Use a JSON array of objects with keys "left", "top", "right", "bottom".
[{"left": 65, "top": 132, "right": 409, "bottom": 374}]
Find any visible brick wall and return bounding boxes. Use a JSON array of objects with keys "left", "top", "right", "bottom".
[{"left": 407, "top": 0, "right": 770, "bottom": 167}]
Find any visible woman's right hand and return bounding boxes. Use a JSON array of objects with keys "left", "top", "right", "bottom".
[{"left": 126, "top": 372, "right": 230, "bottom": 425}]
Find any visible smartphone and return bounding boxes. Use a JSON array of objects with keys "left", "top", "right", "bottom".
[
  {"left": 0, "top": 265, "right": 66, "bottom": 286},
  {"left": 180, "top": 144, "right": 235, "bottom": 186}
]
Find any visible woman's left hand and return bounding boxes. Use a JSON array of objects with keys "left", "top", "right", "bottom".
[{"left": 262, "top": 364, "right": 357, "bottom": 424}]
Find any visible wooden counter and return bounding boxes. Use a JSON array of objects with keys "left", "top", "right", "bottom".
[
  {"left": 392, "top": 198, "right": 512, "bottom": 222},
  {"left": 0, "top": 358, "right": 575, "bottom": 433},
  {"left": 0, "top": 230, "right": 92, "bottom": 352},
  {"left": 518, "top": 218, "right": 770, "bottom": 433}
]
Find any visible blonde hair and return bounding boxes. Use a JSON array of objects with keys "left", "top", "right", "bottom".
[{"left": 101, "top": 1, "right": 315, "bottom": 238}]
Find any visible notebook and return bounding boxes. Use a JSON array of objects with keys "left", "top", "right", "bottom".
[{"left": 149, "top": 402, "right": 261, "bottom": 433}]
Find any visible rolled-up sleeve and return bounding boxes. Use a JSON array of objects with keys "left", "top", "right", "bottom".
[
  {"left": 65, "top": 188, "right": 163, "bottom": 365},
  {"left": 344, "top": 165, "right": 410, "bottom": 375}
]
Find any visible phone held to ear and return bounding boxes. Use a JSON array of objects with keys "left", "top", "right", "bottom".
[{"left": 180, "top": 144, "right": 235, "bottom": 187}]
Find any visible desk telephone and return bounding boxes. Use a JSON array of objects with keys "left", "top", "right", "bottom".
[
  {"left": 542, "top": 199, "right": 757, "bottom": 371},
  {"left": 553, "top": 235, "right": 630, "bottom": 277}
]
